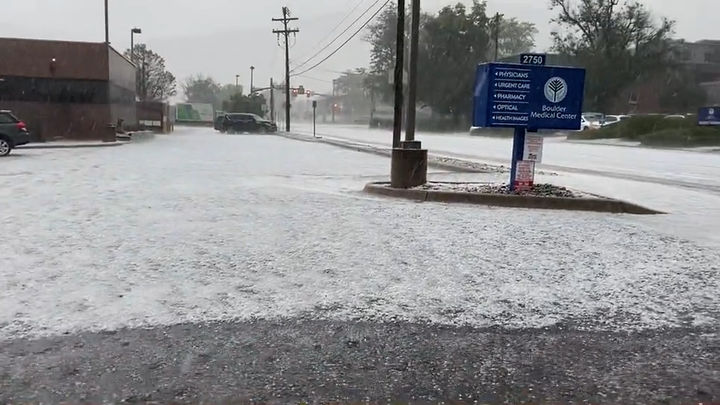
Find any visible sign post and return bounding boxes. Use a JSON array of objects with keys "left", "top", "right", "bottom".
[
  {"left": 312, "top": 100, "right": 317, "bottom": 138},
  {"left": 473, "top": 62, "right": 585, "bottom": 190},
  {"left": 509, "top": 127, "right": 526, "bottom": 190}
]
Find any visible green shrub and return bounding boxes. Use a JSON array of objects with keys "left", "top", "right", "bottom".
[
  {"left": 567, "top": 115, "right": 698, "bottom": 141},
  {"left": 640, "top": 127, "right": 720, "bottom": 147}
]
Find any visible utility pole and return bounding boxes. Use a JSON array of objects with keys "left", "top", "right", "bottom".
[
  {"left": 392, "top": 0, "right": 406, "bottom": 148},
  {"left": 332, "top": 79, "right": 337, "bottom": 123},
  {"left": 405, "top": 0, "right": 421, "bottom": 142},
  {"left": 493, "top": 12, "right": 501, "bottom": 61},
  {"left": 273, "top": 7, "right": 299, "bottom": 132},
  {"left": 389, "top": 0, "right": 427, "bottom": 189},
  {"left": 250, "top": 66, "right": 255, "bottom": 93},
  {"left": 270, "top": 78, "right": 275, "bottom": 122},
  {"left": 104, "top": 0, "right": 110, "bottom": 44},
  {"left": 130, "top": 27, "right": 141, "bottom": 63}
]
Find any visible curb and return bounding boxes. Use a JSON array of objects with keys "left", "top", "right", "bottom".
[
  {"left": 364, "top": 182, "right": 664, "bottom": 215},
  {"left": 278, "top": 132, "right": 501, "bottom": 174},
  {"left": 18, "top": 142, "right": 123, "bottom": 150},
  {"left": 126, "top": 131, "right": 156, "bottom": 142}
]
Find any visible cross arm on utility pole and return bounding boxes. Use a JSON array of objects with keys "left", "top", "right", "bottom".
[
  {"left": 272, "top": 17, "right": 299, "bottom": 22},
  {"left": 272, "top": 29, "right": 300, "bottom": 34}
]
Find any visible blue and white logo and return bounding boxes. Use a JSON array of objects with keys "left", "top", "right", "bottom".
[{"left": 544, "top": 77, "right": 568, "bottom": 103}]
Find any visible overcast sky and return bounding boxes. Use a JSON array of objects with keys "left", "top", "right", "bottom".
[{"left": 0, "top": 0, "right": 716, "bottom": 95}]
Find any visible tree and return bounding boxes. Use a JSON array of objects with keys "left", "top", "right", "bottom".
[
  {"left": 417, "top": 1, "right": 491, "bottom": 120},
  {"left": 182, "top": 75, "right": 222, "bottom": 106},
  {"left": 218, "top": 84, "right": 243, "bottom": 109},
  {"left": 659, "top": 69, "right": 707, "bottom": 112},
  {"left": 550, "top": 0, "right": 675, "bottom": 111},
  {"left": 365, "top": 1, "right": 536, "bottom": 125},
  {"left": 487, "top": 16, "right": 538, "bottom": 59},
  {"left": 334, "top": 69, "right": 374, "bottom": 120},
  {"left": 365, "top": 3, "right": 407, "bottom": 103},
  {"left": 124, "top": 44, "right": 176, "bottom": 101},
  {"left": 222, "top": 93, "right": 267, "bottom": 116}
]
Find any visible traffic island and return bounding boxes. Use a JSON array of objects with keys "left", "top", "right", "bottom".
[{"left": 364, "top": 181, "right": 664, "bottom": 215}]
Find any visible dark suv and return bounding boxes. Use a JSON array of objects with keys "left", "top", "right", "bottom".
[
  {"left": 0, "top": 110, "right": 30, "bottom": 156},
  {"left": 218, "top": 113, "right": 277, "bottom": 134}
]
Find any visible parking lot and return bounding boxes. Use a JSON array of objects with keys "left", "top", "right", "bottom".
[{"left": 1, "top": 128, "right": 718, "bottom": 402}]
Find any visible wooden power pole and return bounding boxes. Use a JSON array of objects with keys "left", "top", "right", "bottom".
[
  {"left": 270, "top": 78, "right": 275, "bottom": 123},
  {"left": 273, "top": 7, "right": 299, "bottom": 132},
  {"left": 392, "top": 0, "right": 406, "bottom": 148}
]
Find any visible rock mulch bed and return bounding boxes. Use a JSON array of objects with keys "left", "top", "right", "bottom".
[{"left": 415, "top": 182, "right": 596, "bottom": 199}]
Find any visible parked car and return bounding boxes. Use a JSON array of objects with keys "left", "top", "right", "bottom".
[
  {"left": 582, "top": 112, "right": 605, "bottom": 128},
  {"left": 219, "top": 113, "right": 277, "bottom": 134},
  {"left": 579, "top": 114, "right": 603, "bottom": 130},
  {"left": 602, "top": 114, "right": 630, "bottom": 126},
  {"left": 0, "top": 110, "right": 30, "bottom": 156}
]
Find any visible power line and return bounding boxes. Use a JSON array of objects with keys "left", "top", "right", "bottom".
[
  {"left": 296, "top": 74, "right": 334, "bottom": 83},
  {"left": 290, "top": 0, "right": 384, "bottom": 73},
  {"left": 291, "top": 0, "right": 391, "bottom": 78},
  {"left": 291, "top": 0, "right": 368, "bottom": 65}
]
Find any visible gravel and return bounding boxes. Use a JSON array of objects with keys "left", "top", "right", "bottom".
[{"left": 416, "top": 182, "right": 592, "bottom": 198}]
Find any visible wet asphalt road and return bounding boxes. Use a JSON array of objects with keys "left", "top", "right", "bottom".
[{"left": 1, "top": 320, "right": 718, "bottom": 404}]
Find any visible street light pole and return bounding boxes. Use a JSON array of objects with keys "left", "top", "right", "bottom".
[
  {"left": 104, "top": 0, "right": 110, "bottom": 44},
  {"left": 130, "top": 27, "right": 141, "bottom": 63},
  {"left": 236, "top": 75, "right": 240, "bottom": 88},
  {"left": 250, "top": 66, "right": 255, "bottom": 93}
]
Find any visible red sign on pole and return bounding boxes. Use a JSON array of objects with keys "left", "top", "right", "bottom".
[{"left": 514, "top": 160, "right": 535, "bottom": 191}]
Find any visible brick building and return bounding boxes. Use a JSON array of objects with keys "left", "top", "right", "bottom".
[{"left": 0, "top": 37, "right": 137, "bottom": 141}]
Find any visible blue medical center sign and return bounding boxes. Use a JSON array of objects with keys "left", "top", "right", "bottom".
[
  {"left": 472, "top": 62, "right": 586, "bottom": 190},
  {"left": 474, "top": 63, "right": 586, "bottom": 130}
]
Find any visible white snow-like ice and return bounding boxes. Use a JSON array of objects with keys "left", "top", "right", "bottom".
[{"left": 1, "top": 127, "right": 718, "bottom": 339}]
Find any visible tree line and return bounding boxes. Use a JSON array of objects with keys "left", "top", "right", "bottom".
[
  {"left": 122, "top": 45, "right": 266, "bottom": 115},
  {"left": 128, "top": 0, "right": 705, "bottom": 121},
  {"left": 362, "top": 0, "right": 705, "bottom": 127},
  {"left": 364, "top": 0, "right": 537, "bottom": 125}
]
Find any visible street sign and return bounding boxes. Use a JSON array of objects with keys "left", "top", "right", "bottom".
[
  {"left": 523, "top": 134, "right": 544, "bottom": 163},
  {"left": 520, "top": 53, "right": 546, "bottom": 66},
  {"left": 698, "top": 106, "right": 720, "bottom": 126},
  {"left": 514, "top": 160, "right": 535, "bottom": 191},
  {"left": 472, "top": 63, "right": 586, "bottom": 130}
]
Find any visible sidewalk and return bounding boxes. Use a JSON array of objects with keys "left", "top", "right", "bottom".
[
  {"left": 17, "top": 141, "right": 123, "bottom": 150},
  {"left": 281, "top": 130, "right": 508, "bottom": 175},
  {"left": 17, "top": 131, "right": 156, "bottom": 149}
]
